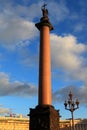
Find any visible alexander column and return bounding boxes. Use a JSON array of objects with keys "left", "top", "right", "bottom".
[{"left": 29, "top": 4, "right": 60, "bottom": 130}]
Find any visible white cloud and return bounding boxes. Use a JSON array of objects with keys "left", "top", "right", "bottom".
[
  {"left": 0, "top": 15, "right": 38, "bottom": 49},
  {"left": 0, "top": 72, "right": 37, "bottom": 97},
  {"left": 51, "top": 34, "right": 87, "bottom": 80}
]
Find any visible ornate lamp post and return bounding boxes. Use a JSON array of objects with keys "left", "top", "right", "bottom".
[{"left": 64, "top": 91, "right": 79, "bottom": 130}]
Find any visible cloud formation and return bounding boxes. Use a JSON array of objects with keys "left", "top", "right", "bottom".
[
  {"left": 0, "top": 72, "right": 37, "bottom": 97},
  {"left": 0, "top": 1, "right": 41, "bottom": 50},
  {"left": 51, "top": 34, "right": 87, "bottom": 81},
  {"left": 0, "top": 15, "right": 37, "bottom": 49},
  {"left": 53, "top": 85, "right": 87, "bottom": 106},
  {"left": 51, "top": 34, "right": 87, "bottom": 105},
  {"left": 0, "top": 106, "right": 11, "bottom": 115}
]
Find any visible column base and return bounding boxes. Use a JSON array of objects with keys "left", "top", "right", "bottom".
[{"left": 29, "top": 105, "right": 60, "bottom": 130}]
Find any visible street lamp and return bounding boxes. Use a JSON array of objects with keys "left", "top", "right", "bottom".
[{"left": 64, "top": 91, "right": 79, "bottom": 130}]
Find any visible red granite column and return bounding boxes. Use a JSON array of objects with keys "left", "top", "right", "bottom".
[
  {"left": 38, "top": 25, "right": 52, "bottom": 105},
  {"left": 35, "top": 5, "right": 53, "bottom": 106}
]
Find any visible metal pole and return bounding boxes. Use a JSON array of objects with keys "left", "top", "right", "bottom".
[{"left": 71, "top": 111, "right": 75, "bottom": 130}]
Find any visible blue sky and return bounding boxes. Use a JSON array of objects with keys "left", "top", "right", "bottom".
[{"left": 0, "top": 0, "right": 87, "bottom": 119}]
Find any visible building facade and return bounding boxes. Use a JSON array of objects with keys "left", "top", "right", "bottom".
[
  {"left": 0, "top": 115, "right": 29, "bottom": 130},
  {"left": 0, "top": 116, "right": 86, "bottom": 130},
  {"left": 60, "top": 119, "right": 87, "bottom": 130}
]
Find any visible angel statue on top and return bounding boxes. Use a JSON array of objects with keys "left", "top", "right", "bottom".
[{"left": 41, "top": 3, "right": 48, "bottom": 18}]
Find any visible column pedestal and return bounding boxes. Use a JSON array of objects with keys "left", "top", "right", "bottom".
[{"left": 29, "top": 105, "right": 60, "bottom": 130}]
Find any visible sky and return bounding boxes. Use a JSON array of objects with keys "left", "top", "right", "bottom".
[{"left": 0, "top": 0, "right": 87, "bottom": 119}]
